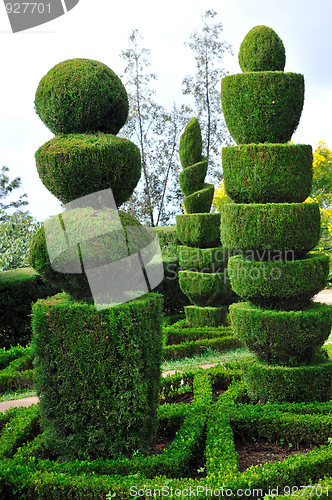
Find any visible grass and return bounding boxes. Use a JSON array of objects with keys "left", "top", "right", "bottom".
[
  {"left": 161, "top": 346, "right": 248, "bottom": 372},
  {"left": 0, "top": 387, "right": 37, "bottom": 403}
]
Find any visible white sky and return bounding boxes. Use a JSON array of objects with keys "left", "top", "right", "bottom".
[{"left": 0, "top": 0, "right": 331, "bottom": 223}]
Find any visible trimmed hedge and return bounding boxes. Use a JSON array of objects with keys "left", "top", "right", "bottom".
[
  {"left": 220, "top": 203, "right": 321, "bottom": 257},
  {"left": 240, "top": 353, "right": 332, "bottom": 403},
  {"left": 227, "top": 253, "right": 329, "bottom": 310},
  {"left": 183, "top": 183, "right": 214, "bottom": 214},
  {"left": 230, "top": 301, "right": 332, "bottom": 366},
  {"left": 176, "top": 213, "right": 221, "bottom": 248},
  {"left": 178, "top": 270, "right": 230, "bottom": 307},
  {"left": 34, "top": 58, "right": 129, "bottom": 135},
  {"left": 238, "top": 25, "right": 286, "bottom": 72},
  {"left": 35, "top": 133, "right": 142, "bottom": 207},
  {"left": 221, "top": 72, "right": 304, "bottom": 144},
  {"left": 31, "top": 291, "right": 163, "bottom": 460},
  {"left": 179, "top": 160, "right": 208, "bottom": 197},
  {"left": 0, "top": 268, "right": 61, "bottom": 349},
  {"left": 3, "top": 370, "right": 332, "bottom": 498},
  {"left": 222, "top": 143, "right": 312, "bottom": 204}
]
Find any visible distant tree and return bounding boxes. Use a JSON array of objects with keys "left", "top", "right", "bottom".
[
  {"left": 118, "top": 29, "right": 192, "bottom": 226},
  {"left": 0, "top": 166, "right": 42, "bottom": 270},
  {"left": 0, "top": 165, "right": 29, "bottom": 221},
  {"left": 305, "top": 141, "right": 332, "bottom": 285},
  {"left": 182, "top": 9, "right": 234, "bottom": 183}
]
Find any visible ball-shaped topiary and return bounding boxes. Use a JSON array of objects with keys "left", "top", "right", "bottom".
[
  {"left": 34, "top": 58, "right": 129, "bottom": 135},
  {"left": 238, "top": 25, "right": 286, "bottom": 72}
]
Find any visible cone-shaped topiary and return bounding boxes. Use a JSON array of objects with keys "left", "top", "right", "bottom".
[
  {"left": 220, "top": 27, "right": 332, "bottom": 403},
  {"left": 176, "top": 117, "right": 232, "bottom": 328},
  {"left": 238, "top": 25, "right": 286, "bottom": 72},
  {"left": 178, "top": 118, "right": 214, "bottom": 214}
]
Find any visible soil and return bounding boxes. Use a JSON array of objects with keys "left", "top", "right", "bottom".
[{"left": 150, "top": 387, "right": 319, "bottom": 478}]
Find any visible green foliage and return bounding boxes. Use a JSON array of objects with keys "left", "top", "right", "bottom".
[
  {"left": 0, "top": 211, "right": 42, "bottom": 271},
  {"left": 238, "top": 25, "right": 286, "bottom": 72},
  {"left": 178, "top": 270, "right": 230, "bottom": 307},
  {"left": 241, "top": 353, "right": 332, "bottom": 403},
  {"left": 211, "top": 179, "right": 232, "bottom": 212},
  {"left": 0, "top": 267, "right": 60, "bottom": 349},
  {"left": 230, "top": 301, "right": 331, "bottom": 366},
  {"left": 220, "top": 203, "right": 321, "bottom": 258},
  {"left": 183, "top": 182, "right": 214, "bottom": 214},
  {"left": 221, "top": 72, "right": 304, "bottom": 144},
  {"left": 176, "top": 213, "right": 221, "bottom": 248},
  {"left": 35, "top": 133, "right": 142, "bottom": 207},
  {"left": 178, "top": 245, "right": 228, "bottom": 272},
  {"left": 222, "top": 143, "right": 312, "bottom": 204},
  {"left": 28, "top": 209, "right": 150, "bottom": 303},
  {"left": 34, "top": 58, "right": 128, "bottom": 135},
  {"left": 228, "top": 253, "right": 329, "bottom": 310},
  {"left": 0, "top": 166, "right": 29, "bottom": 222},
  {"left": 31, "top": 292, "right": 163, "bottom": 460},
  {"left": 0, "top": 404, "right": 39, "bottom": 459},
  {"left": 183, "top": 305, "right": 228, "bottom": 328},
  {"left": 179, "top": 117, "right": 204, "bottom": 169}
]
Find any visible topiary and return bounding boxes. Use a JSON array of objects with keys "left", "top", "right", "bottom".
[
  {"left": 178, "top": 117, "right": 214, "bottom": 214},
  {"left": 238, "top": 25, "right": 286, "bottom": 72},
  {"left": 34, "top": 58, "right": 128, "bottom": 135}
]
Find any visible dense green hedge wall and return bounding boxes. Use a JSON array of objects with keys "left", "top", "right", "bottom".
[
  {"left": 184, "top": 305, "right": 228, "bottom": 327},
  {"left": 230, "top": 301, "right": 332, "bottom": 366},
  {"left": 34, "top": 58, "right": 129, "bottom": 135},
  {"left": 238, "top": 25, "right": 286, "bottom": 72},
  {"left": 227, "top": 253, "right": 329, "bottom": 310},
  {"left": 220, "top": 203, "right": 321, "bottom": 258},
  {"left": 240, "top": 353, "right": 332, "bottom": 403},
  {"left": 176, "top": 213, "right": 221, "bottom": 248},
  {"left": 31, "top": 292, "right": 163, "bottom": 460},
  {"left": 0, "top": 268, "right": 60, "bottom": 348},
  {"left": 35, "top": 133, "right": 141, "bottom": 207},
  {"left": 222, "top": 143, "right": 312, "bottom": 203},
  {"left": 221, "top": 72, "right": 304, "bottom": 144}
]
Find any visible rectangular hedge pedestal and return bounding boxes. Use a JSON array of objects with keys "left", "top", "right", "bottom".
[{"left": 31, "top": 292, "right": 163, "bottom": 460}]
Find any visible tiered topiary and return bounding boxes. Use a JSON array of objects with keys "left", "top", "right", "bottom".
[
  {"left": 28, "top": 58, "right": 163, "bottom": 459},
  {"left": 220, "top": 26, "right": 332, "bottom": 402},
  {"left": 176, "top": 118, "right": 231, "bottom": 328}
]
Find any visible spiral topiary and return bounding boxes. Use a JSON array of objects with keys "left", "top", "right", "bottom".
[
  {"left": 178, "top": 117, "right": 214, "bottom": 214},
  {"left": 176, "top": 117, "right": 232, "bottom": 328},
  {"left": 220, "top": 27, "right": 332, "bottom": 403}
]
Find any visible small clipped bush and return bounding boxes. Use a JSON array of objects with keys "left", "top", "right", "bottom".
[
  {"left": 184, "top": 305, "right": 228, "bottom": 328},
  {"left": 222, "top": 143, "right": 313, "bottom": 204},
  {"left": 238, "top": 25, "right": 286, "bottom": 72},
  {"left": 34, "top": 58, "right": 128, "bottom": 135},
  {"left": 35, "top": 133, "right": 141, "bottom": 207},
  {"left": 221, "top": 72, "right": 304, "bottom": 144},
  {"left": 178, "top": 117, "right": 204, "bottom": 169},
  {"left": 178, "top": 245, "right": 228, "bottom": 273}
]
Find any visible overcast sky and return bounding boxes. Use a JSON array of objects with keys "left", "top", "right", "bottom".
[{"left": 0, "top": 0, "right": 331, "bottom": 223}]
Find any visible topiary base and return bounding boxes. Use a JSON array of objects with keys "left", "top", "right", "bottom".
[
  {"left": 185, "top": 305, "right": 228, "bottom": 327},
  {"left": 176, "top": 213, "right": 221, "bottom": 248},
  {"left": 31, "top": 292, "right": 163, "bottom": 460},
  {"left": 240, "top": 353, "right": 332, "bottom": 403}
]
